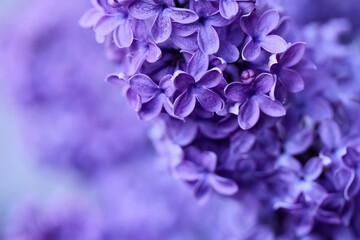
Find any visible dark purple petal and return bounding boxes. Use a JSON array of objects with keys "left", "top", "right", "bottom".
[
  {"left": 209, "top": 175, "right": 239, "bottom": 195},
  {"left": 195, "top": 87, "right": 224, "bottom": 113},
  {"left": 230, "top": 130, "right": 256, "bottom": 155},
  {"left": 79, "top": 8, "right": 103, "bottom": 28},
  {"left": 295, "top": 211, "right": 314, "bottom": 236},
  {"left": 169, "top": 8, "right": 199, "bottom": 24},
  {"left": 200, "top": 151, "right": 217, "bottom": 172},
  {"left": 187, "top": 50, "right": 209, "bottom": 79},
  {"left": 216, "top": 41, "right": 240, "bottom": 63},
  {"left": 255, "top": 95, "right": 286, "bottom": 117},
  {"left": 345, "top": 173, "right": 360, "bottom": 200},
  {"left": 278, "top": 68, "right": 304, "bottom": 92},
  {"left": 238, "top": 98, "right": 260, "bottom": 130},
  {"left": 224, "top": 82, "right": 249, "bottom": 103},
  {"left": 240, "top": 13, "right": 257, "bottom": 37},
  {"left": 194, "top": 179, "right": 211, "bottom": 203},
  {"left": 219, "top": 0, "right": 239, "bottom": 19},
  {"left": 261, "top": 35, "right": 287, "bottom": 53},
  {"left": 343, "top": 147, "right": 360, "bottom": 169},
  {"left": 129, "top": 74, "right": 159, "bottom": 97},
  {"left": 113, "top": 20, "right": 133, "bottom": 48},
  {"left": 176, "top": 160, "right": 201, "bottom": 181},
  {"left": 318, "top": 120, "right": 342, "bottom": 149},
  {"left": 279, "top": 42, "right": 306, "bottom": 68},
  {"left": 94, "top": 15, "right": 121, "bottom": 36},
  {"left": 198, "top": 25, "right": 220, "bottom": 55},
  {"left": 146, "top": 42, "right": 162, "bottom": 63},
  {"left": 197, "top": 68, "right": 223, "bottom": 88},
  {"left": 173, "top": 72, "right": 195, "bottom": 91},
  {"left": 138, "top": 95, "right": 163, "bottom": 120},
  {"left": 258, "top": 9, "right": 280, "bottom": 36},
  {"left": 254, "top": 73, "right": 274, "bottom": 94},
  {"left": 128, "top": 0, "right": 160, "bottom": 20},
  {"left": 174, "top": 90, "right": 196, "bottom": 118},
  {"left": 242, "top": 39, "right": 261, "bottom": 61},
  {"left": 152, "top": 12, "right": 172, "bottom": 43},
  {"left": 159, "top": 74, "right": 175, "bottom": 97},
  {"left": 303, "top": 157, "right": 323, "bottom": 181}
]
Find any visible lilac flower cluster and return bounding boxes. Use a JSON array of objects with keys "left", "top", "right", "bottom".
[{"left": 82, "top": 0, "right": 360, "bottom": 238}]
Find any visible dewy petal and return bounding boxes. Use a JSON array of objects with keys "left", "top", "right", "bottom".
[
  {"left": 169, "top": 8, "right": 199, "bottom": 24},
  {"left": 198, "top": 25, "right": 220, "bottom": 55},
  {"left": 128, "top": 0, "right": 160, "bottom": 20},
  {"left": 174, "top": 90, "right": 196, "bottom": 118},
  {"left": 303, "top": 157, "right": 323, "bottom": 181},
  {"left": 195, "top": 87, "right": 224, "bottom": 113},
  {"left": 79, "top": 8, "right": 103, "bottom": 28},
  {"left": 216, "top": 41, "right": 239, "bottom": 63},
  {"left": 255, "top": 94, "right": 286, "bottom": 117},
  {"left": 129, "top": 74, "right": 159, "bottom": 97},
  {"left": 238, "top": 98, "right": 260, "bottom": 130},
  {"left": 173, "top": 72, "right": 195, "bottom": 91},
  {"left": 261, "top": 35, "right": 287, "bottom": 54},
  {"left": 138, "top": 95, "right": 163, "bottom": 120},
  {"left": 242, "top": 39, "right": 261, "bottom": 61},
  {"left": 113, "top": 20, "right": 133, "bottom": 48},
  {"left": 146, "top": 42, "right": 162, "bottom": 63},
  {"left": 224, "top": 82, "right": 249, "bottom": 103},
  {"left": 176, "top": 160, "right": 201, "bottom": 181},
  {"left": 209, "top": 175, "right": 239, "bottom": 195},
  {"left": 318, "top": 120, "right": 342, "bottom": 150},
  {"left": 219, "top": 0, "right": 239, "bottom": 19},
  {"left": 258, "top": 9, "right": 280, "bottom": 36},
  {"left": 94, "top": 15, "right": 122, "bottom": 36},
  {"left": 253, "top": 73, "right": 274, "bottom": 94},
  {"left": 187, "top": 50, "right": 209, "bottom": 80},
  {"left": 152, "top": 12, "right": 172, "bottom": 43},
  {"left": 279, "top": 42, "right": 306, "bottom": 68},
  {"left": 197, "top": 68, "right": 223, "bottom": 88},
  {"left": 278, "top": 68, "right": 304, "bottom": 93}
]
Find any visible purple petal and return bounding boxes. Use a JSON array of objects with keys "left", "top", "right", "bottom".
[
  {"left": 258, "top": 9, "right": 280, "bottom": 35},
  {"left": 176, "top": 160, "right": 201, "bottom": 181},
  {"left": 173, "top": 72, "right": 195, "bottom": 91},
  {"left": 216, "top": 41, "right": 240, "bottom": 63},
  {"left": 126, "top": 88, "right": 141, "bottom": 110},
  {"left": 171, "top": 33, "right": 199, "bottom": 52},
  {"left": 343, "top": 147, "right": 360, "bottom": 169},
  {"left": 318, "top": 120, "right": 342, "bottom": 149},
  {"left": 278, "top": 68, "right": 304, "bottom": 92},
  {"left": 200, "top": 151, "right": 217, "bottom": 172},
  {"left": 219, "top": 0, "right": 239, "bottom": 19},
  {"left": 167, "top": 118, "right": 197, "bottom": 146},
  {"left": 152, "top": 12, "right": 172, "bottom": 43},
  {"left": 194, "top": 179, "right": 211, "bottom": 203},
  {"left": 303, "top": 157, "right": 323, "bottom": 181},
  {"left": 255, "top": 95, "right": 286, "bottom": 117},
  {"left": 197, "top": 68, "right": 223, "bottom": 88},
  {"left": 261, "top": 35, "right": 287, "bottom": 53},
  {"left": 304, "top": 97, "right": 333, "bottom": 122},
  {"left": 207, "top": 12, "right": 233, "bottom": 27},
  {"left": 253, "top": 73, "right": 274, "bottom": 94},
  {"left": 169, "top": 8, "right": 199, "bottom": 24},
  {"left": 195, "top": 87, "right": 224, "bottom": 113},
  {"left": 129, "top": 74, "right": 159, "bottom": 97},
  {"left": 230, "top": 130, "right": 256, "bottom": 155},
  {"left": 79, "top": 8, "right": 103, "bottom": 28},
  {"left": 159, "top": 74, "right": 175, "bottom": 97},
  {"left": 242, "top": 39, "right": 261, "bottom": 61},
  {"left": 128, "top": 0, "right": 160, "bottom": 20},
  {"left": 240, "top": 13, "right": 257, "bottom": 37},
  {"left": 198, "top": 25, "right": 220, "bottom": 55},
  {"left": 113, "top": 20, "right": 133, "bottom": 48},
  {"left": 238, "top": 98, "right": 260, "bottom": 130},
  {"left": 279, "top": 42, "right": 306, "bottom": 68},
  {"left": 187, "top": 50, "right": 209, "bottom": 79},
  {"left": 345, "top": 173, "right": 360, "bottom": 200},
  {"left": 138, "top": 95, "right": 163, "bottom": 120},
  {"left": 146, "top": 42, "right": 162, "bottom": 63},
  {"left": 285, "top": 127, "right": 313, "bottom": 155},
  {"left": 174, "top": 91, "right": 196, "bottom": 118},
  {"left": 94, "top": 15, "right": 122, "bottom": 36},
  {"left": 295, "top": 211, "right": 315, "bottom": 236},
  {"left": 171, "top": 22, "right": 199, "bottom": 37},
  {"left": 209, "top": 175, "right": 239, "bottom": 195},
  {"left": 224, "top": 82, "right": 249, "bottom": 103},
  {"left": 106, "top": 74, "right": 128, "bottom": 88}
]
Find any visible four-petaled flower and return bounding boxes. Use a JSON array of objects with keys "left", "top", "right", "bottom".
[
  {"left": 240, "top": 9, "right": 287, "bottom": 61},
  {"left": 130, "top": 74, "right": 175, "bottom": 120},
  {"left": 129, "top": 0, "right": 198, "bottom": 43},
  {"left": 176, "top": 147, "right": 239, "bottom": 203},
  {"left": 225, "top": 73, "right": 286, "bottom": 129}
]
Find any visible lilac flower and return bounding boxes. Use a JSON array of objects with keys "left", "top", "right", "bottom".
[
  {"left": 129, "top": 73, "right": 175, "bottom": 120},
  {"left": 176, "top": 147, "right": 238, "bottom": 203},
  {"left": 270, "top": 42, "right": 306, "bottom": 93},
  {"left": 225, "top": 73, "right": 286, "bottom": 129},
  {"left": 240, "top": 9, "right": 287, "bottom": 61},
  {"left": 128, "top": 0, "right": 198, "bottom": 43}
]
